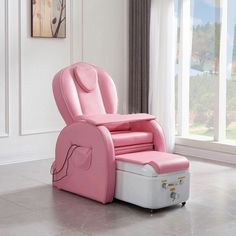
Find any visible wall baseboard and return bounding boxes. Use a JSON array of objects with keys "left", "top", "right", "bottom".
[
  {"left": 175, "top": 144, "right": 236, "bottom": 165},
  {"left": 2, "top": 144, "right": 236, "bottom": 166},
  {"left": 0, "top": 154, "right": 54, "bottom": 166}
]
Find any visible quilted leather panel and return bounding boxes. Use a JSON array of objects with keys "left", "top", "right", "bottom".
[{"left": 111, "top": 131, "right": 153, "bottom": 147}]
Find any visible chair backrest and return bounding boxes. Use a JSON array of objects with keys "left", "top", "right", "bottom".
[{"left": 53, "top": 62, "right": 118, "bottom": 125}]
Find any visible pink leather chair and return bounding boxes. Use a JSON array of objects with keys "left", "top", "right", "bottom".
[{"left": 51, "top": 62, "right": 190, "bottom": 209}]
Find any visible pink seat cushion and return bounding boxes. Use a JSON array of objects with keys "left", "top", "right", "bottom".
[
  {"left": 104, "top": 122, "right": 130, "bottom": 132},
  {"left": 116, "top": 151, "right": 189, "bottom": 174},
  {"left": 111, "top": 131, "right": 153, "bottom": 147}
]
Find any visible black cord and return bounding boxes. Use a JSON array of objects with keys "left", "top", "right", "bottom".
[
  {"left": 51, "top": 144, "right": 78, "bottom": 175},
  {"left": 51, "top": 144, "right": 81, "bottom": 182}
]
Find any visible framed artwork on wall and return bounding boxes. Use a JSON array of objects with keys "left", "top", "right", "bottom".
[{"left": 31, "top": 0, "right": 66, "bottom": 38}]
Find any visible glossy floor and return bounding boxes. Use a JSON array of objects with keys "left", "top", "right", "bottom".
[{"left": 0, "top": 157, "right": 236, "bottom": 236}]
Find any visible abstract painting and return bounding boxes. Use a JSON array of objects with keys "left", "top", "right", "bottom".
[{"left": 31, "top": 0, "right": 66, "bottom": 38}]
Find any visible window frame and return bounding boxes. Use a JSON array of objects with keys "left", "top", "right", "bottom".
[{"left": 175, "top": 0, "right": 236, "bottom": 157}]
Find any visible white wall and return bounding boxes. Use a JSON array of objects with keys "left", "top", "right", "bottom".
[
  {"left": 83, "top": 0, "right": 128, "bottom": 113},
  {"left": 0, "top": 0, "right": 128, "bottom": 165}
]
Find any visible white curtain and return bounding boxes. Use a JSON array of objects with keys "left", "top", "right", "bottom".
[{"left": 149, "top": 0, "right": 177, "bottom": 152}]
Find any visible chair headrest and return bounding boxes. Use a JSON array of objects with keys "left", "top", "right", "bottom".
[{"left": 74, "top": 64, "right": 98, "bottom": 92}]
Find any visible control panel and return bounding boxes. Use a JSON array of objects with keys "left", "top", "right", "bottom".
[{"left": 161, "top": 176, "right": 186, "bottom": 202}]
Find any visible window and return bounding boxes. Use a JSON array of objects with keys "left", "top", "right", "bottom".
[
  {"left": 176, "top": 0, "right": 236, "bottom": 147},
  {"left": 189, "top": 0, "right": 220, "bottom": 139}
]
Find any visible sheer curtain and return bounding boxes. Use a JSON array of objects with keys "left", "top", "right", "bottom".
[{"left": 149, "top": 0, "right": 177, "bottom": 152}]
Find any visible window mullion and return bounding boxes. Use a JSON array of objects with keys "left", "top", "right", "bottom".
[
  {"left": 214, "top": 0, "right": 227, "bottom": 141},
  {"left": 178, "top": 0, "right": 192, "bottom": 137}
]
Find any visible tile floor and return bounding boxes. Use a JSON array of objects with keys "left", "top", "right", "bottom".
[{"left": 0, "top": 157, "right": 236, "bottom": 236}]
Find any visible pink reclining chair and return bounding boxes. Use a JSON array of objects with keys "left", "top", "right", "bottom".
[{"left": 51, "top": 62, "right": 190, "bottom": 209}]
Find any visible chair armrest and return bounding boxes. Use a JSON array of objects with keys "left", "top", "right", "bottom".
[
  {"left": 53, "top": 121, "right": 115, "bottom": 203},
  {"left": 74, "top": 113, "right": 155, "bottom": 126}
]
